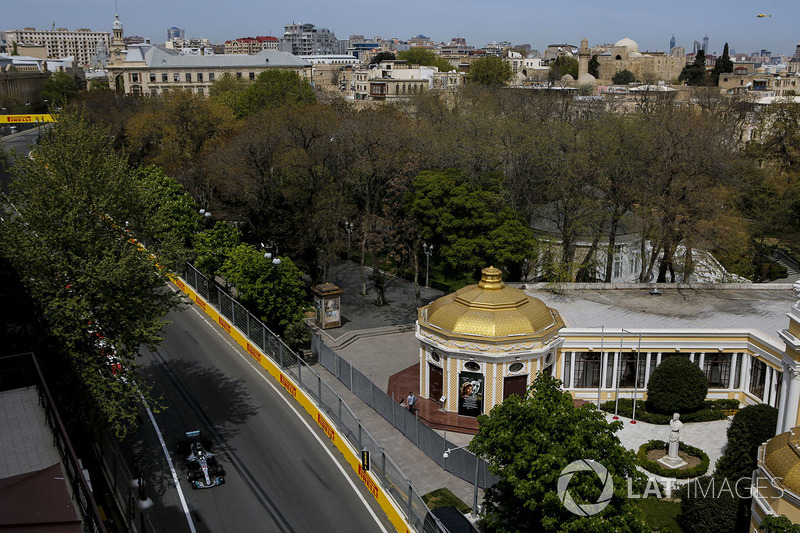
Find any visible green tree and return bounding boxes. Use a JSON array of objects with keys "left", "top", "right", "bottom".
[
  {"left": 397, "top": 47, "right": 452, "bottom": 72},
  {"left": 209, "top": 70, "right": 315, "bottom": 120},
  {"left": 369, "top": 51, "right": 396, "bottom": 64},
  {"left": 468, "top": 55, "right": 513, "bottom": 86},
  {"left": 679, "top": 50, "right": 708, "bottom": 86},
  {"left": 470, "top": 373, "right": 648, "bottom": 533},
  {"left": 134, "top": 166, "right": 203, "bottom": 270},
  {"left": 646, "top": 356, "right": 708, "bottom": 413},
  {"left": 549, "top": 55, "right": 579, "bottom": 81},
  {"left": 220, "top": 243, "right": 306, "bottom": 333},
  {"left": 193, "top": 221, "right": 242, "bottom": 279},
  {"left": 40, "top": 71, "right": 79, "bottom": 106},
  {"left": 715, "top": 404, "right": 778, "bottom": 481},
  {"left": 680, "top": 405, "right": 779, "bottom": 533},
  {"left": 0, "top": 109, "right": 184, "bottom": 438},
  {"left": 239, "top": 70, "right": 316, "bottom": 117},
  {"left": 762, "top": 515, "right": 800, "bottom": 533},
  {"left": 411, "top": 170, "right": 537, "bottom": 280},
  {"left": 612, "top": 69, "right": 636, "bottom": 85},
  {"left": 677, "top": 477, "right": 739, "bottom": 533},
  {"left": 711, "top": 43, "right": 734, "bottom": 86},
  {"left": 588, "top": 54, "right": 600, "bottom": 78}
]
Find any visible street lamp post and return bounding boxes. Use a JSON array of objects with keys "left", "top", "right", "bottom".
[
  {"left": 423, "top": 243, "right": 434, "bottom": 288},
  {"left": 130, "top": 459, "right": 153, "bottom": 533},
  {"left": 443, "top": 445, "right": 480, "bottom": 519},
  {"left": 344, "top": 221, "right": 354, "bottom": 260},
  {"left": 261, "top": 242, "right": 281, "bottom": 265}
]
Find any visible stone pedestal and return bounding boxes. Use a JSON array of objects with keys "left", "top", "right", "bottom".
[{"left": 657, "top": 454, "right": 688, "bottom": 469}]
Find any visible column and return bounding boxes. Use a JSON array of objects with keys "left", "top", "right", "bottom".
[
  {"left": 764, "top": 367, "right": 773, "bottom": 405},
  {"left": 742, "top": 354, "right": 752, "bottom": 394},
  {"left": 782, "top": 370, "right": 800, "bottom": 434},
  {"left": 600, "top": 350, "right": 608, "bottom": 393},
  {"left": 778, "top": 364, "right": 792, "bottom": 434},
  {"left": 769, "top": 367, "right": 779, "bottom": 407},
  {"left": 729, "top": 353, "right": 738, "bottom": 389},
  {"left": 697, "top": 352, "right": 705, "bottom": 371},
  {"left": 644, "top": 352, "right": 652, "bottom": 386}
]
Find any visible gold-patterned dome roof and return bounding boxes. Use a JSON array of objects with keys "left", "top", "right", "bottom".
[
  {"left": 420, "top": 266, "right": 564, "bottom": 339},
  {"left": 764, "top": 429, "right": 800, "bottom": 494}
]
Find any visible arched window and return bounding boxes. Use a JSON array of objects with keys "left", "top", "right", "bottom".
[{"left": 615, "top": 55, "right": 622, "bottom": 60}]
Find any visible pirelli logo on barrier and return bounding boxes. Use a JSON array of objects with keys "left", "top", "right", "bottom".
[
  {"left": 317, "top": 414, "right": 335, "bottom": 442},
  {"left": 279, "top": 374, "right": 297, "bottom": 397},
  {"left": 219, "top": 317, "right": 231, "bottom": 333},
  {"left": 176, "top": 279, "right": 185, "bottom": 291},
  {"left": 196, "top": 298, "right": 206, "bottom": 310},
  {"left": 246, "top": 343, "right": 262, "bottom": 363},
  {"left": 358, "top": 465, "right": 380, "bottom": 498}
]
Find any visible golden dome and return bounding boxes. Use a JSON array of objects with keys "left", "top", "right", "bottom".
[
  {"left": 764, "top": 429, "right": 800, "bottom": 494},
  {"left": 420, "top": 266, "right": 564, "bottom": 339}
]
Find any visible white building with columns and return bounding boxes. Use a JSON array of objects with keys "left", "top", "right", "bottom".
[{"left": 416, "top": 267, "right": 799, "bottom": 435}]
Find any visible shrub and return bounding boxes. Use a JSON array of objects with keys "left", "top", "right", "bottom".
[
  {"left": 647, "top": 356, "right": 708, "bottom": 413},
  {"left": 677, "top": 476, "right": 739, "bottom": 533},
  {"left": 600, "top": 398, "right": 731, "bottom": 424},
  {"left": 715, "top": 403, "right": 779, "bottom": 480},
  {"left": 637, "top": 440, "right": 710, "bottom": 478}
]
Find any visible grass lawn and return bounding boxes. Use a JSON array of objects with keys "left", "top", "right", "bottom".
[
  {"left": 635, "top": 497, "right": 683, "bottom": 532},
  {"left": 422, "top": 487, "right": 472, "bottom": 515}
]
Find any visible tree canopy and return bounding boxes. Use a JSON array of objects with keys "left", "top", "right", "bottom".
[
  {"left": 679, "top": 50, "right": 708, "bottom": 86},
  {"left": 40, "top": 71, "right": 79, "bottom": 106},
  {"left": 468, "top": 55, "right": 513, "bottom": 86},
  {"left": 469, "top": 373, "right": 648, "bottom": 533},
  {"left": 612, "top": 69, "right": 636, "bottom": 85},
  {"left": 0, "top": 109, "right": 195, "bottom": 438},
  {"left": 369, "top": 51, "right": 396, "bottom": 65},
  {"left": 220, "top": 243, "right": 307, "bottom": 332},
  {"left": 397, "top": 47, "right": 453, "bottom": 73},
  {"left": 710, "top": 43, "right": 734, "bottom": 86}
]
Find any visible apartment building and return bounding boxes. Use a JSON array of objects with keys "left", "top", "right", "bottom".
[
  {"left": 224, "top": 36, "right": 279, "bottom": 55},
  {"left": 3, "top": 27, "right": 109, "bottom": 67},
  {"left": 280, "top": 23, "right": 342, "bottom": 56}
]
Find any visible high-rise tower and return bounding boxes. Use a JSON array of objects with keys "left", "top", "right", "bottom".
[
  {"left": 670, "top": 35, "right": 676, "bottom": 52},
  {"left": 702, "top": 35, "right": 709, "bottom": 52}
]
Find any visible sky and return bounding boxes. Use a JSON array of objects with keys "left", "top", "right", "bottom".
[{"left": 3, "top": 0, "right": 800, "bottom": 57}]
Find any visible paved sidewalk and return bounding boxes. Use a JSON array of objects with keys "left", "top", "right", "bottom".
[{"left": 606, "top": 414, "right": 730, "bottom": 474}]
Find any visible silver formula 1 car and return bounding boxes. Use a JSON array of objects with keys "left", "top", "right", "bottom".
[{"left": 177, "top": 430, "right": 225, "bottom": 489}]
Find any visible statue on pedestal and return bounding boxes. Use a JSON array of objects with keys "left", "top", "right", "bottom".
[{"left": 658, "top": 413, "right": 688, "bottom": 469}]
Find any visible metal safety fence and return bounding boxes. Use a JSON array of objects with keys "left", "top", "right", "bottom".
[
  {"left": 313, "top": 336, "right": 499, "bottom": 491},
  {"left": 181, "top": 264, "right": 442, "bottom": 532}
]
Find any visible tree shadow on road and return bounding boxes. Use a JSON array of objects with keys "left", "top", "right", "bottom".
[{"left": 129, "top": 359, "right": 259, "bottom": 500}]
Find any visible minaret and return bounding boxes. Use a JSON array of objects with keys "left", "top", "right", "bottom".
[{"left": 577, "top": 38, "right": 590, "bottom": 79}]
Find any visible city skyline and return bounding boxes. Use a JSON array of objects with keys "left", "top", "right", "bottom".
[{"left": 3, "top": 0, "right": 799, "bottom": 56}]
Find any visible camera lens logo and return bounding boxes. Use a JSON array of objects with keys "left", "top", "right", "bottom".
[{"left": 557, "top": 459, "right": 614, "bottom": 516}]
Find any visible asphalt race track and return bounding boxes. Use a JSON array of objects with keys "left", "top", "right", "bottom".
[{"left": 131, "top": 295, "right": 395, "bottom": 532}]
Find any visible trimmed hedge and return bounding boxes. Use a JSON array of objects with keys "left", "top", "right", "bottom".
[
  {"left": 647, "top": 356, "right": 709, "bottom": 413},
  {"left": 600, "top": 398, "right": 736, "bottom": 424},
  {"left": 637, "top": 440, "right": 710, "bottom": 478}
]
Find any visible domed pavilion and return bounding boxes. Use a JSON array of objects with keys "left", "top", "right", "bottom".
[{"left": 415, "top": 266, "right": 564, "bottom": 417}]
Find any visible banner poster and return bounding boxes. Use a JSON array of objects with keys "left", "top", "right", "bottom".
[{"left": 458, "top": 371, "right": 484, "bottom": 417}]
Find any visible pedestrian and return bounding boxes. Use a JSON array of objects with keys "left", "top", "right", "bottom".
[{"left": 407, "top": 391, "right": 417, "bottom": 413}]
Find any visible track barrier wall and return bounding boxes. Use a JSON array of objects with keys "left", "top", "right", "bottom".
[{"left": 176, "top": 264, "right": 437, "bottom": 533}]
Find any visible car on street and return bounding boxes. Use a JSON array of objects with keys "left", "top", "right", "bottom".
[{"left": 177, "top": 430, "right": 225, "bottom": 489}]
